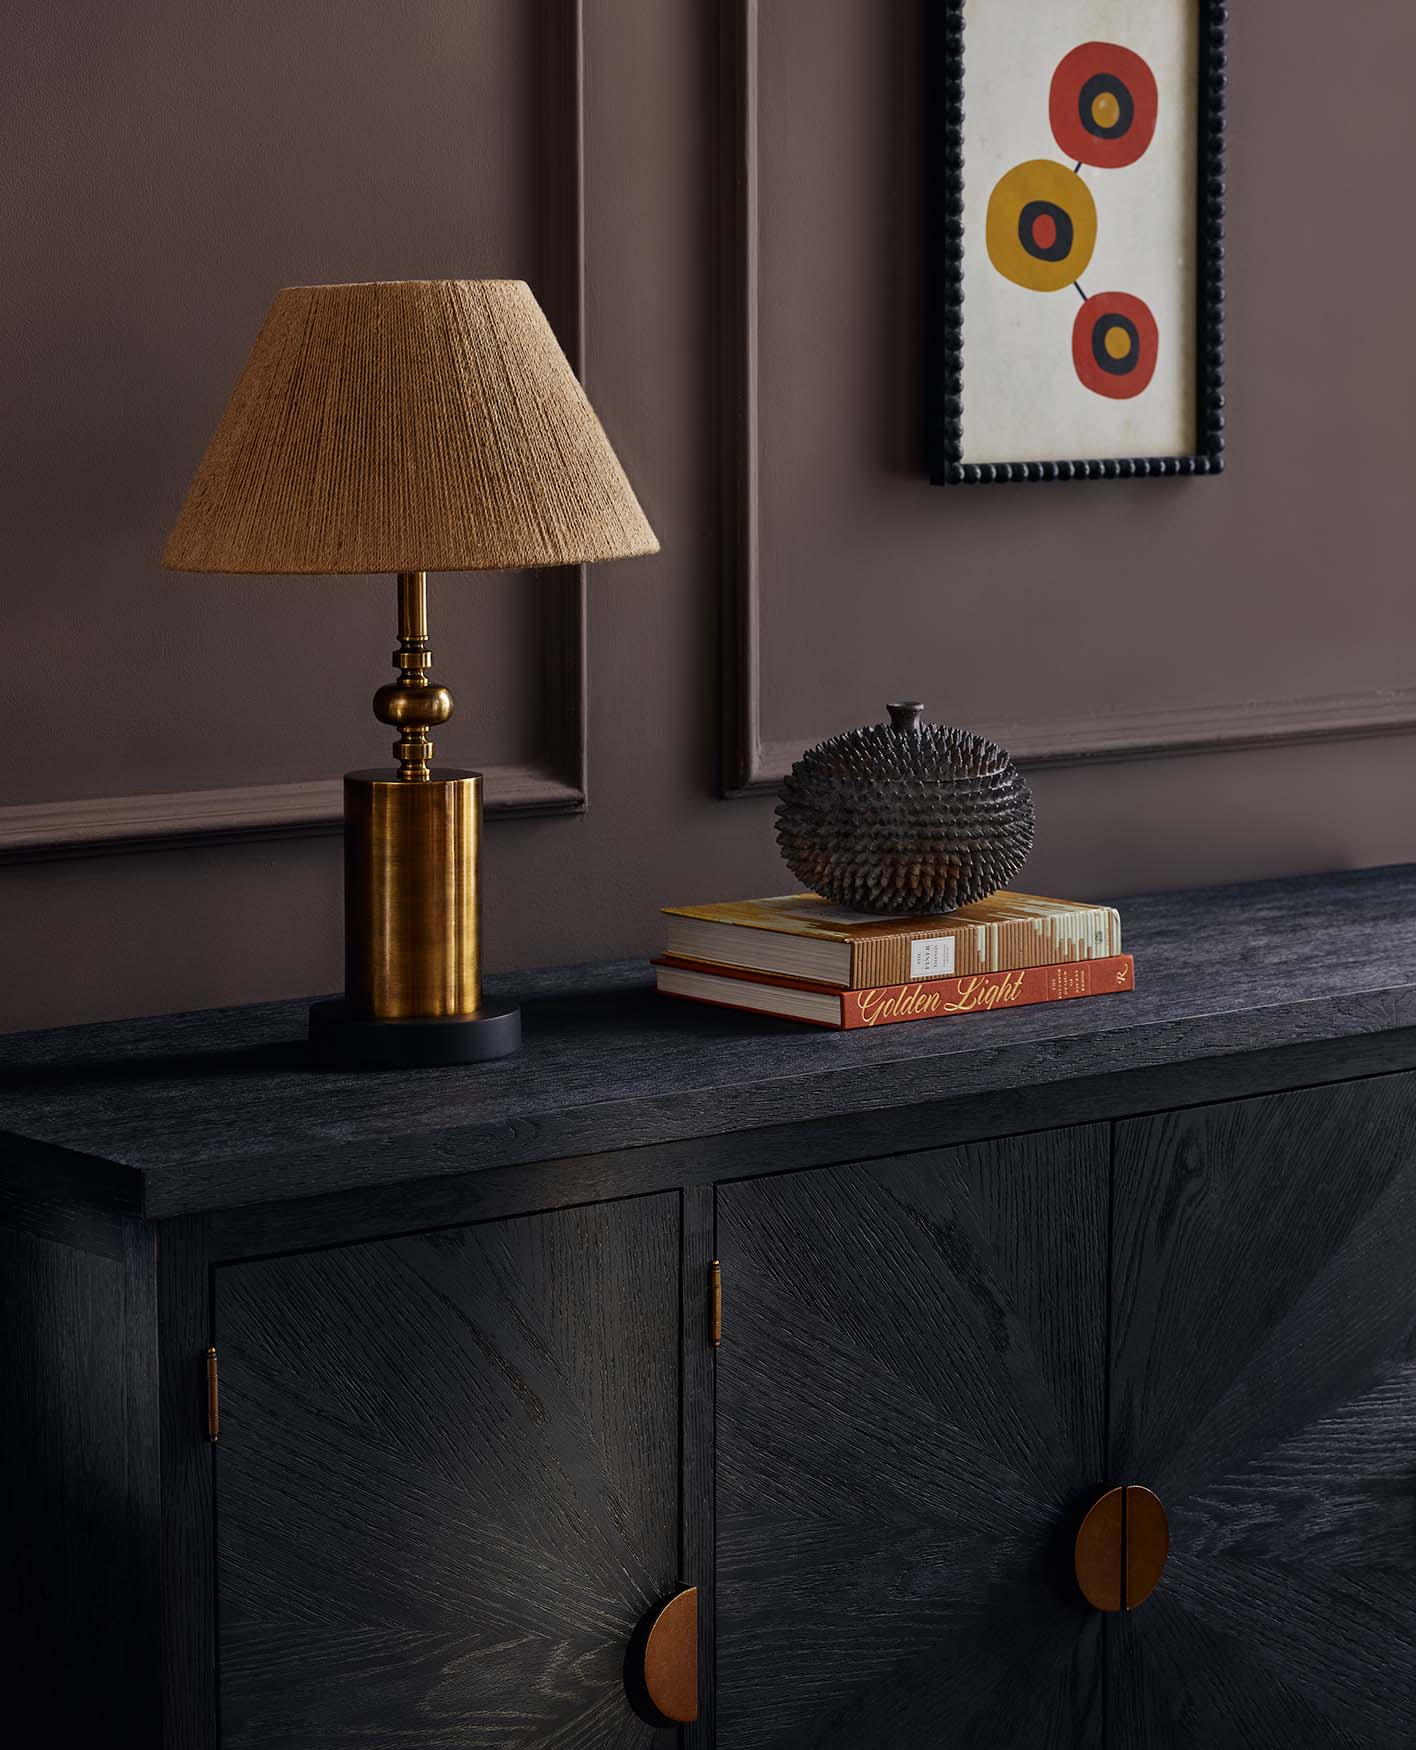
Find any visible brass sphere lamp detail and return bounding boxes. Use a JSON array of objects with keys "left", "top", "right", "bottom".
[{"left": 164, "top": 279, "right": 658, "bottom": 1069}]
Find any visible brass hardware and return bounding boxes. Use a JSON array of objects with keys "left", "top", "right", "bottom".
[
  {"left": 343, "top": 766, "right": 482, "bottom": 1020},
  {"left": 1074, "top": 1486, "right": 1124, "bottom": 1611},
  {"left": 1074, "top": 1484, "right": 1169, "bottom": 1612},
  {"left": 373, "top": 572, "right": 453, "bottom": 781},
  {"left": 631, "top": 1587, "right": 699, "bottom": 1725},
  {"left": 205, "top": 1346, "right": 220, "bottom": 1444},
  {"left": 343, "top": 572, "right": 481, "bottom": 1020},
  {"left": 709, "top": 1261, "right": 722, "bottom": 1347},
  {"left": 1124, "top": 1485, "right": 1169, "bottom": 1609}
]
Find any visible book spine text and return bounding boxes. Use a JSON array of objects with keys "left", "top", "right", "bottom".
[{"left": 840, "top": 955, "right": 1134, "bottom": 1028}]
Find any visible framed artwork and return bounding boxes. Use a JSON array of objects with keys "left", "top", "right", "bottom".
[{"left": 925, "top": 0, "right": 1226, "bottom": 485}]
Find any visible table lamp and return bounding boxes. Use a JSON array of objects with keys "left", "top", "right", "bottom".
[{"left": 164, "top": 280, "right": 657, "bottom": 1068}]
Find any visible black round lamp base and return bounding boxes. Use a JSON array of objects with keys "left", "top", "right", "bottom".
[{"left": 309, "top": 999, "right": 522, "bottom": 1070}]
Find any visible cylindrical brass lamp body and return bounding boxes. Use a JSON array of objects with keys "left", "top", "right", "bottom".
[
  {"left": 307, "top": 573, "right": 520, "bottom": 1067},
  {"left": 343, "top": 769, "right": 482, "bottom": 1020}
]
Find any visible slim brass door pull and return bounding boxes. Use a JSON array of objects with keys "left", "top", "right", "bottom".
[
  {"left": 1074, "top": 1484, "right": 1168, "bottom": 1611},
  {"left": 626, "top": 1587, "right": 698, "bottom": 1725},
  {"left": 205, "top": 1346, "right": 220, "bottom": 1444}
]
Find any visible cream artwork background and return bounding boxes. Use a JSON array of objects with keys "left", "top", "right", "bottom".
[{"left": 960, "top": 0, "right": 1199, "bottom": 464}]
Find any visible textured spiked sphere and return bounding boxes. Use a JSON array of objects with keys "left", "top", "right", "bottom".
[{"left": 775, "top": 702, "right": 1035, "bottom": 915}]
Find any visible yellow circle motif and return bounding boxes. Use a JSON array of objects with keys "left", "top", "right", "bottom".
[
  {"left": 1091, "top": 91, "right": 1122, "bottom": 131},
  {"left": 1104, "top": 325, "right": 1133, "bottom": 360},
  {"left": 985, "top": 160, "right": 1098, "bottom": 294}
]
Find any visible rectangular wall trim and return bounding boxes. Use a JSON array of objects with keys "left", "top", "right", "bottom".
[
  {"left": 734, "top": 686, "right": 1416, "bottom": 799},
  {"left": 3, "top": 0, "right": 590, "bottom": 866},
  {"left": 0, "top": 767, "right": 579, "bottom": 864},
  {"left": 718, "top": 0, "right": 1416, "bottom": 797}
]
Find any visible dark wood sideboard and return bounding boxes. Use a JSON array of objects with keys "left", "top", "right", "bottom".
[{"left": 5, "top": 866, "right": 1416, "bottom": 1748}]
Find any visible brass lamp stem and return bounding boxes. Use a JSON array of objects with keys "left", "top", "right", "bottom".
[
  {"left": 374, "top": 571, "right": 453, "bottom": 780},
  {"left": 398, "top": 567, "right": 428, "bottom": 649}
]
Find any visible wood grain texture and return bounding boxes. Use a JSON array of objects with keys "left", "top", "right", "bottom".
[
  {"left": 213, "top": 1194, "right": 682, "bottom": 1748},
  {"left": 200, "top": 1030, "right": 1416, "bottom": 1266},
  {"left": 682, "top": 1187, "right": 718, "bottom": 1749},
  {"left": 0, "top": 1220, "right": 159, "bottom": 1747},
  {"left": 0, "top": 1127, "right": 142, "bottom": 1214},
  {"left": 716, "top": 1130, "right": 1108, "bottom": 1749},
  {"left": 123, "top": 1219, "right": 163, "bottom": 1739},
  {"left": 0, "top": 1132, "right": 140, "bottom": 1256},
  {"left": 158, "top": 1214, "right": 218, "bottom": 1749},
  {"left": 10, "top": 886, "right": 1416, "bottom": 1747},
  {"left": 1110, "top": 1075, "right": 1416, "bottom": 1746},
  {"left": 3, "top": 867, "right": 1416, "bottom": 1218}
]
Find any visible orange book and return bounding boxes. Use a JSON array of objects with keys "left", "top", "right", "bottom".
[{"left": 653, "top": 953, "right": 1135, "bottom": 1030}]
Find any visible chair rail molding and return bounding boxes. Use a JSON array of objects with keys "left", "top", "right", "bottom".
[
  {"left": 2, "top": 0, "right": 589, "bottom": 866},
  {"left": 717, "top": 0, "right": 1416, "bottom": 798}
]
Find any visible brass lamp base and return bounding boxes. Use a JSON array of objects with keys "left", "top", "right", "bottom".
[
  {"left": 306, "top": 571, "right": 524, "bottom": 1072},
  {"left": 308, "top": 998, "right": 521, "bottom": 1070}
]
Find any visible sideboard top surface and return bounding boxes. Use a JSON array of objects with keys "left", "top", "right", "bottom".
[{"left": 4, "top": 865, "right": 1416, "bottom": 1217}]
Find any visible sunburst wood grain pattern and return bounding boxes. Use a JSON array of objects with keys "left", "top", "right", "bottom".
[
  {"left": 1111, "top": 1075, "right": 1416, "bottom": 1746},
  {"left": 214, "top": 1195, "right": 682, "bottom": 1748},
  {"left": 716, "top": 1130, "right": 1108, "bottom": 1748}
]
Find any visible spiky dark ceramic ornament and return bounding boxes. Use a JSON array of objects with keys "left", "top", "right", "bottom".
[{"left": 775, "top": 701, "right": 1035, "bottom": 915}]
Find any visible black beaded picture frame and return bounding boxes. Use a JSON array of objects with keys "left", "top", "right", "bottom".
[{"left": 924, "top": 1, "right": 1227, "bottom": 486}]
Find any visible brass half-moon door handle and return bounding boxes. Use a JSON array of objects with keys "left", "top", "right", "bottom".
[
  {"left": 1074, "top": 1485, "right": 1169, "bottom": 1611},
  {"left": 626, "top": 1587, "right": 699, "bottom": 1725}
]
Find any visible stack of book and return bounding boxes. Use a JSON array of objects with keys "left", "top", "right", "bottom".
[{"left": 654, "top": 891, "right": 1133, "bottom": 1030}]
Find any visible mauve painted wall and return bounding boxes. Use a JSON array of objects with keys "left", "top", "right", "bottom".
[{"left": 2, "top": 0, "right": 1414, "bottom": 1034}]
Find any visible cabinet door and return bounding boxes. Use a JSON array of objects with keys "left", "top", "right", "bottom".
[
  {"left": 717, "top": 1129, "right": 1108, "bottom": 1749},
  {"left": 1111, "top": 1075, "right": 1416, "bottom": 1746},
  {"left": 214, "top": 1195, "right": 683, "bottom": 1749}
]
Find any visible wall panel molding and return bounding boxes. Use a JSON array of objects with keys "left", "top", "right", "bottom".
[
  {"left": 736, "top": 687, "right": 1416, "bottom": 801},
  {"left": 0, "top": 767, "right": 580, "bottom": 865},
  {"left": 1, "top": 0, "right": 589, "bottom": 866},
  {"left": 718, "top": 0, "right": 1416, "bottom": 797}
]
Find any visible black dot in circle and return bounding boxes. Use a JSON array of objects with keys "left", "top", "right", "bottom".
[
  {"left": 1017, "top": 199, "right": 1075, "bottom": 263},
  {"left": 1092, "top": 314, "right": 1142, "bottom": 375},
  {"left": 1078, "top": 72, "right": 1136, "bottom": 140}
]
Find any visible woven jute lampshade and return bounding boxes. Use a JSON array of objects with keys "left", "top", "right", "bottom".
[{"left": 163, "top": 279, "right": 658, "bottom": 574}]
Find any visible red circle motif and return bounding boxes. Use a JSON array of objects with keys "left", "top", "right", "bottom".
[
  {"left": 1051, "top": 42, "right": 1158, "bottom": 170},
  {"left": 1073, "top": 292, "right": 1159, "bottom": 399}
]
